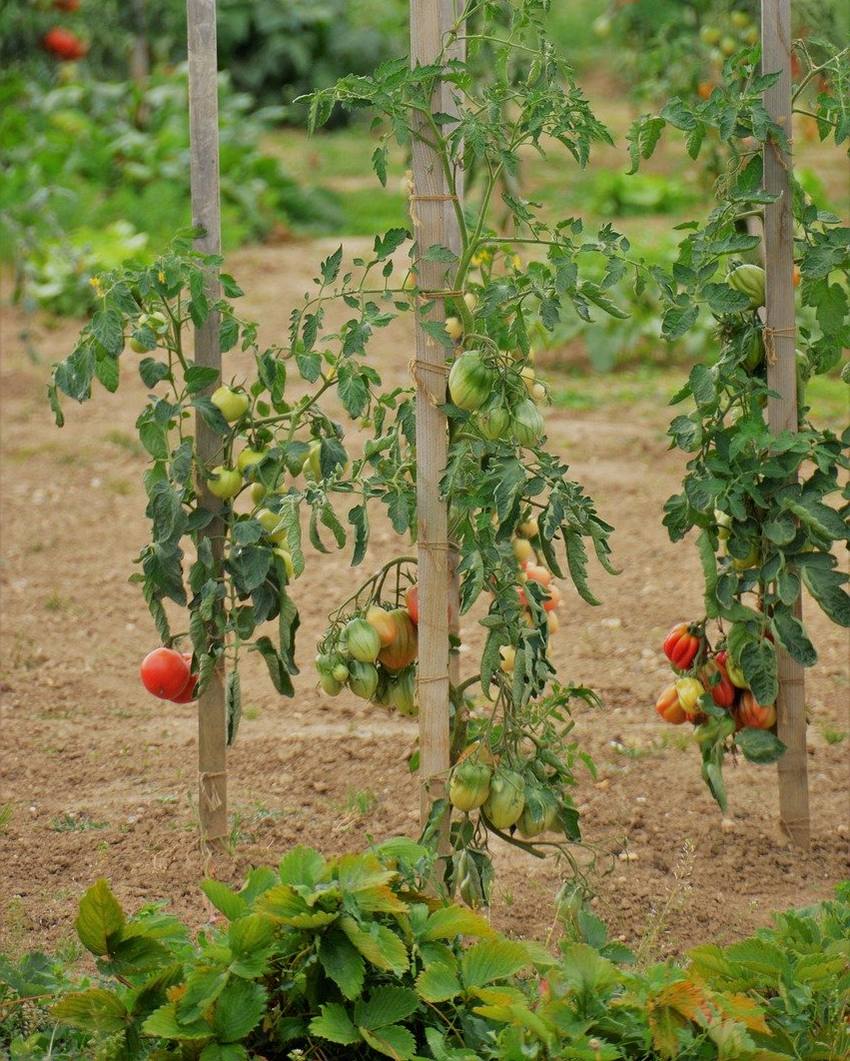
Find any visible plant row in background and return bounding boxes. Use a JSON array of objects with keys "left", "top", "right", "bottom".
[
  {"left": 0, "top": 67, "right": 340, "bottom": 315},
  {"left": 1, "top": 844, "right": 848, "bottom": 1059}
]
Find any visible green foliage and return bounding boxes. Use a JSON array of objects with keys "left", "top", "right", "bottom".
[
  {"left": 0, "top": 67, "right": 339, "bottom": 314},
  {"left": 3, "top": 855, "right": 849, "bottom": 1059}
]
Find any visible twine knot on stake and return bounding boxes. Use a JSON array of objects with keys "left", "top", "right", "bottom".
[
  {"left": 418, "top": 673, "right": 450, "bottom": 685},
  {"left": 409, "top": 357, "right": 449, "bottom": 406},
  {"left": 409, "top": 193, "right": 460, "bottom": 202},
  {"left": 762, "top": 325, "right": 795, "bottom": 365},
  {"left": 199, "top": 770, "right": 226, "bottom": 812}
]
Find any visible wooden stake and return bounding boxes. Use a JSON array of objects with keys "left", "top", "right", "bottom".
[
  {"left": 761, "top": 0, "right": 810, "bottom": 848},
  {"left": 410, "top": 0, "right": 463, "bottom": 826},
  {"left": 187, "top": 0, "right": 227, "bottom": 851}
]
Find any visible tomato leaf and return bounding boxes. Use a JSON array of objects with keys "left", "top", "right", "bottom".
[
  {"left": 770, "top": 606, "right": 817, "bottom": 667},
  {"left": 740, "top": 639, "right": 778, "bottom": 706},
  {"left": 563, "top": 532, "right": 600, "bottom": 607},
  {"left": 736, "top": 728, "right": 786, "bottom": 764}
]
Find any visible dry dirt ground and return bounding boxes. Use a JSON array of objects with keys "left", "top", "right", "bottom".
[{"left": 1, "top": 239, "right": 848, "bottom": 967}]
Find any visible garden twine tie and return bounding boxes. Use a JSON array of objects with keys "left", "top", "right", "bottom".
[{"left": 762, "top": 325, "right": 795, "bottom": 364}]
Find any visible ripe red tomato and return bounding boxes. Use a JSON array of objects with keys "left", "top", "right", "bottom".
[
  {"left": 54, "top": 0, "right": 81, "bottom": 11},
  {"left": 700, "top": 654, "right": 736, "bottom": 709},
  {"left": 170, "top": 673, "right": 199, "bottom": 703},
  {"left": 43, "top": 27, "right": 88, "bottom": 60},
  {"left": 737, "top": 691, "right": 776, "bottom": 730},
  {"left": 140, "top": 648, "right": 190, "bottom": 700},
  {"left": 662, "top": 622, "right": 703, "bottom": 669}
]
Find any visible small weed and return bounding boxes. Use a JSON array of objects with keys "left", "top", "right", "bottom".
[
  {"left": 228, "top": 804, "right": 282, "bottom": 849},
  {"left": 45, "top": 591, "right": 70, "bottom": 612},
  {"left": 0, "top": 803, "right": 12, "bottom": 832},
  {"left": 342, "top": 789, "right": 378, "bottom": 816},
  {"left": 822, "top": 727, "right": 847, "bottom": 745},
  {"left": 635, "top": 838, "right": 695, "bottom": 965},
  {"left": 55, "top": 935, "right": 84, "bottom": 965},
  {"left": 104, "top": 429, "right": 144, "bottom": 456},
  {"left": 106, "top": 477, "right": 132, "bottom": 495},
  {"left": 50, "top": 813, "right": 109, "bottom": 833},
  {"left": 243, "top": 705, "right": 261, "bottom": 721},
  {"left": 4, "top": 897, "right": 28, "bottom": 939}
]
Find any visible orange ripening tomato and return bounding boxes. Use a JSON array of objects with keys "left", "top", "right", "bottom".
[
  {"left": 663, "top": 622, "right": 703, "bottom": 669},
  {"left": 404, "top": 583, "right": 457, "bottom": 628},
  {"left": 737, "top": 691, "right": 776, "bottom": 730},
  {"left": 523, "top": 560, "right": 552, "bottom": 587},
  {"left": 697, "top": 80, "right": 716, "bottom": 100},
  {"left": 366, "top": 605, "right": 397, "bottom": 647},
  {"left": 792, "top": 264, "right": 801, "bottom": 288},
  {"left": 378, "top": 609, "right": 418, "bottom": 671},
  {"left": 656, "top": 685, "right": 687, "bottom": 724},
  {"left": 700, "top": 653, "right": 736, "bottom": 709},
  {"left": 543, "top": 584, "right": 561, "bottom": 612},
  {"left": 405, "top": 585, "right": 419, "bottom": 624}
]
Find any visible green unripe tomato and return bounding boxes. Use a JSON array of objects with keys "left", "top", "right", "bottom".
[
  {"left": 592, "top": 14, "right": 611, "bottom": 38},
  {"left": 732, "top": 541, "right": 761, "bottom": 571},
  {"left": 207, "top": 466, "right": 241, "bottom": 500},
  {"left": 257, "top": 508, "right": 287, "bottom": 544},
  {"left": 237, "top": 447, "right": 269, "bottom": 474},
  {"left": 331, "top": 662, "right": 349, "bottom": 684},
  {"left": 319, "top": 671, "right": 343, "bottom": 696},
  {"left": 448, "top": 351, "right": 496, "bottom": 412},
  {"left": 728, "top": 264, "right": 766, "bottom": 308},
  {"left": 145, "top": 311, "right": 169, "bottom": 333},
  {"left": 344, "top": 618, "right": 382, "bottom": 663},
  {"left": 510, "top": 399, "right": 545, "bottom": 447},
  {"left": 743, "top": 333, "right": 763, "bottom": 373},
  {"left": 449, "top": 761, "right": 492, "bottom": 812},
  {"left": 700, "top": 24, "right": 722, "bottom": 45},
  {"left": 211, "top": 386, "right": 250, "bottom": 422},
  {"left": 273, "top": 547, "right": 295, "bottom": 579},
  {"left": 347, "top": 660, "right": 380, "bottom": 700},
  {"left": 251, "top": 482, "right": 267, "bottom": 505},
  {"left": 483, "top": 768, "right": 526, "bottom": 829},
  {"left": 476, "top": 405, "right": 512, "bottom": 441}
]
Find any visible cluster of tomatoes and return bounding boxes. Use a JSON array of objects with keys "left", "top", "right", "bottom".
[
  {"left": 695, "top": 11, "right": 760, "bottom": 100},
  {"left": 446, "top": 303, "right": 548, "bottom": 450},
  {"left": 316, "top": 590, "right": 420, "bottom": 715},
  {"left": 499, "top": 519, "right": 562, "bottom": 677},
  {"left": 448, "top": 743, "right": 569, "bottom": 841},
  {"left": 42, "top": 1, "right": 87, "bottom": 62},
  {"left": 140, "top": 647, "right": 199, "bottom": 703},
  {"left": 195, "top": 382, "right": 352, "bottom": 580},
  {"left": 655, "top": 622, "right": 776, "bottom": 732}
]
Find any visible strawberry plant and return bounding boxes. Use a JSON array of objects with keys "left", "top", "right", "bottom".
[{"left": 629, "top": 44, "right": 850, "bottom": 807}]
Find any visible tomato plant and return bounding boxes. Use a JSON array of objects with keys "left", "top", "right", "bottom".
[
  {"left": 631, "top": 41, "right": 850, "bottom": 809},
  {"left": 294, "top": 0, "right": 641, "bottom": 900}
]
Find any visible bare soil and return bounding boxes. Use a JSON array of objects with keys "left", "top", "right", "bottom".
[{"left": 1, "top": 240, "right": 848, "bottom": 966}]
